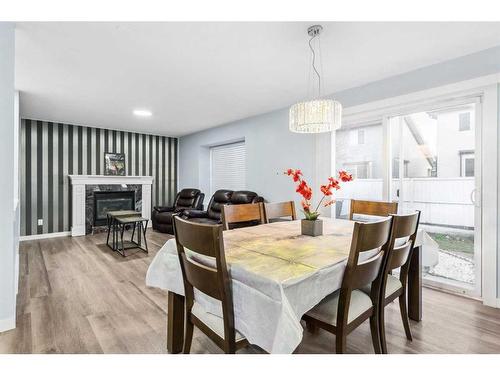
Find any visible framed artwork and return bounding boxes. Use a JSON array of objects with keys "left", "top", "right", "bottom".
[{"left": 104, "top": 153, "right": 126, "bottom": 176}]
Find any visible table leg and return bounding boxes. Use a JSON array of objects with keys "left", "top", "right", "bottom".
[
  {"left": 167, "top": 291, "right": 185, "bottom": 354},
  {"left": 408, "top": 245, "right": 422, "bottom": 321},
  {"left": 142, "top": 220, "right": 148, "bottom": 253},
  {"left": 106, "top": 215, "right": 111, "bottom": 246}
]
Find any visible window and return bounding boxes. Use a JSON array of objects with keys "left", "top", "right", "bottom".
[
  {"left": 357, "top": 129, "right": 365, "bottom": 144},
  {"left": 459, "top": 112, "right": 471, "bottom": 131},
  {"left": 343, "top": 161, "right": 371, "bottom": 179},
  {"left": 210, "top": 141, "right": 246, "bottom": 195},
  {"left": 349, "top": 129, "right": 365, "bottom": 145},
  {"left": 392, "top": 158, "right": 409, "bottom": 178},
  {"left": 460, "top": 151, "right": 475, "bottom": 177}
]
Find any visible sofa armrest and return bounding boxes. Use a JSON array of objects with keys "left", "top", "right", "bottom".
[
  {"left": 182, "top": 209, "right": 209, "bottom": 219},
  {"left": 154, "top": 206, "right": 175, "bottom": 213}
]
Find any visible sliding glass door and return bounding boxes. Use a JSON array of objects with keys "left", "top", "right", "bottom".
[{"left": 389, "top": 101, "right": 481, "bottom": 296}]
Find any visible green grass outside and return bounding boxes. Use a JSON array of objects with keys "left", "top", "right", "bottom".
[{"left": 428, "top": 232, "right": 474, "bottom": 255}]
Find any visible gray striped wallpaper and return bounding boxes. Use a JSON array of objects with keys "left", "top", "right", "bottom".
[{"left": 20, "top": 119, "right": 178, "bottom": 236}]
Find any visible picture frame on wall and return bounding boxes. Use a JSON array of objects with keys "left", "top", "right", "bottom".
[{"left": 104, "top": 153, "right": 126, "bottom": 176}]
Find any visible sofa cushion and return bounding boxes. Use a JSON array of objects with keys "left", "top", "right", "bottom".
[
  {"left": 230, "top": 191, "right": 258, "bottom": 204},
  {"left": 177, "top": 197, "right": 197, "bottom": 208},
  {"left": 175, "top": 188, "right": 202, "bottom": 209},
  {"left": 154, "top": 211, "right": 174, "bottom": 224},
  {"left": 179, "top": 188, "right": 201, "bottom": 199},
  {"left": 207, "top": 190, "right": 233, "bottom": 220}
]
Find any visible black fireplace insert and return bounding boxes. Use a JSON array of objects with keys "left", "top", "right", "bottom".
[{"left": 93, "top": 191, "right": 136, "bottom": 226}]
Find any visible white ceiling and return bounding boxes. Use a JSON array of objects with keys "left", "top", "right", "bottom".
[{"left": 15, "top": 22, "right": 500, "bottom": 137}]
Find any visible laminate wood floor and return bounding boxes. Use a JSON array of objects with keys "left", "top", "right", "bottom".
[{"left": 1, "top": 231, "right": 500, "bottom": 354}]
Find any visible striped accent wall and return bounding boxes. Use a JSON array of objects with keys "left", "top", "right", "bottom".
[{"left": 20, "top": 119, "right": 178, "bottom": 236}]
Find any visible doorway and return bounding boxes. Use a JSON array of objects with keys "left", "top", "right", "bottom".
[{"left": 389, "top": 101, "right": 481, "bottom": 297}]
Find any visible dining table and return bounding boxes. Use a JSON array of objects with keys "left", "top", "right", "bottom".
[{"left": 146, "top": 217, "right": 423, "bottom": 354}]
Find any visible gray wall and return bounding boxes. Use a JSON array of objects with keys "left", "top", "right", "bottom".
[
  {"left": 179, "top": 45, "right": 500, "bottom": 299},
  {"left": 20, "top": 119, "right": 178, "bottom": 236},
  {"left": 179, "top": 109, "right": 322, "bottom": 208},
  {"left": 0, "top": 23, "right": 16, "bottom": 332}
]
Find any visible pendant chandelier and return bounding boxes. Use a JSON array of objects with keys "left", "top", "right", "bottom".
[{"left": 289, "top": 25, "right": 342, "bottom": 133}]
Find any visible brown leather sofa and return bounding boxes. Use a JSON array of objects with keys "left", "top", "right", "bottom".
[
  {"left": 152, "top": 188, "right": 204, "bottom": 234},
  {"left": 182, "top": 189, "right": 264, "bottom": 225}
]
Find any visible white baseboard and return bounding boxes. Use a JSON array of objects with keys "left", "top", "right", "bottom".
[
  {"left": 19, "top": 231, "right": 71, "bottom": 241},
  {"left": 0, "top": 316, "right": 15, "bottom": 333}
]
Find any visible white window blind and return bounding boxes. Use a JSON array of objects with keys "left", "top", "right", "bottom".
[{"left": 210, "top": 141, "right": 246, "bottom": 195}]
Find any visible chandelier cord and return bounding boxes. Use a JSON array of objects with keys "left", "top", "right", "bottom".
[{"left": 308, "top": 34, "right": 321, "bottom": 98}]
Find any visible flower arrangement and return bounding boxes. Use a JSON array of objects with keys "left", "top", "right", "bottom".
[{"left": 285, "top": 168, "right": 353, "bottom": 221}]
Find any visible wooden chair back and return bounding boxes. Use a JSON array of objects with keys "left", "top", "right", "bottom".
[
  {"left": 222, "top": 202, "right": 265, "bottom": 230},
  {"left": 383, "top": 211, "right": 421, "bottom": 292},
  {"left": 387, "top": 212, "right": 420, "bottom": 270},
  {"left": 172, "top": 215, "right": 238, "bottom": 348},
  {"left": 336, "top": 217, "right": 393, "bottom": 329},
  {"left": 344, "top": 217, "right": 393, "bottom": 291},
  {"left": 264, "top": 201, "right": 297, "bottom": 223},
  {"left": 349, "top": 199, "right": 398, "bottom": 221}
]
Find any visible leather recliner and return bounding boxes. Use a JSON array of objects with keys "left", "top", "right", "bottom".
[
  {"left": 152, "top": 188, "right": 204, "bottom": 234},
  {"left": 182, "top": 189, "right": 264, "bottom": 226}
]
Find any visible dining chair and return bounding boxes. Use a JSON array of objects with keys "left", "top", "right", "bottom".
[
  {"left": 362, "top": 211, "right": 420, "bottom": 354},
  {"left": 349, "top": 199, "right": 398, "bottom": 221},
  {"left": 222, "top": 202, "right": 265, "bottom": 230},
  {"left": 264, "top": 201, "right": 297, "bottom": 223},
  {"left": 302, "top": 217, "right": 393, "bottom": 354},
  {"left": 172, "top": 215, "right": 248, "bottom": 354}
]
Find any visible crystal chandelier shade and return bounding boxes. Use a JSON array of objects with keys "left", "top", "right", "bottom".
[
  {"left": 289, "top": 25, "right": 342, "bottom": 134},
  {"left": 289, "top": 99, "right": 342, "bottom": 133}
]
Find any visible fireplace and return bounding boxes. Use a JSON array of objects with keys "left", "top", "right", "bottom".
[{"left": 93, "top": 191, "right": 136, "bottom": 226}]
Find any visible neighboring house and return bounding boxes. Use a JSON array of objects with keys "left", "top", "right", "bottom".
[
  {"left": 335, "top": 105, "right": 475, "bottom": 180},
  {"left": 433, "top": 105, "right": 475, "bottom": 178},
  {"left": 335, "top": 122, "right": 384, "bottom": 179}
]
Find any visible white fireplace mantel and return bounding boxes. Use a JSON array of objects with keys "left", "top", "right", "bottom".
[{"left": 68, "top": 175, "right": 154, "bottom": 236}]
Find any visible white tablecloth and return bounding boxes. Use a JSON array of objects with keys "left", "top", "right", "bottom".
[{"left": 145, "top": 219, "right": 423, "bottom": 353}]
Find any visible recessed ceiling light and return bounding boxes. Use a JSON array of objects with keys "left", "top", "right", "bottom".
[{"left": 133, "top": 109, "right": 152, "bottom": 117}]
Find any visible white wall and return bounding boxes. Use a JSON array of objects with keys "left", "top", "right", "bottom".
[{"left": 0, "top": 22, "right": 17, "bottom": 332}]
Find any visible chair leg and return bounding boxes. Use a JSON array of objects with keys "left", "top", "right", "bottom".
[
  {"left": 399, "top": 293, "right": 413, "bottom": 341},
  {"left": 223, "top": 340, "right": 237, "bottom": 354},
  {"left": 370, "top": 313, "right": 382, "bottom": 354},
  {"left": 379, "top": 301, "right": 388, "bottom": 354},
  {"left": 335, "top": 333, "right": 347, "bottom": 354},
  {"left": 305, "top": 319, "right": 319, "bottom": 334},
  {"left": 183, "top": 317, "right": 194, "bottom": 354}
]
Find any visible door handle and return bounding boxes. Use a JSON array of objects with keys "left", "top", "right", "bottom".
[{"left": 470, "top": 188, "right": 476, "bottom": 205}]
